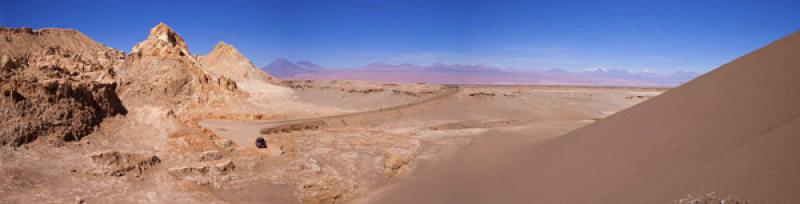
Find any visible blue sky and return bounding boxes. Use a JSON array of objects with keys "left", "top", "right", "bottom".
[{"left": 2, "top": 0, "right": 800, "bottom": 73}]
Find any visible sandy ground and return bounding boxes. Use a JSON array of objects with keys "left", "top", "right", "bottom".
[
  {"left": 350, "top": 121, "right": 590, "bottom": 204},
  {"left": 196, "top": 83, "right": 662, "bottom": 203},
  {"left": 364, "top": 31, "right": 800, "bottom": 204},
  {"left": 5, "top": 24, "right": 798, "bottom": 204}
]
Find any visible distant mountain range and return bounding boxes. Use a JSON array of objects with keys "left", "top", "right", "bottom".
[{"left": 262, "top": 58, "right": 700, "bottom": 87}]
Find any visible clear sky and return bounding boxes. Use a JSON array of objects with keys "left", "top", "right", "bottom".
[{"left": 2, "top": 0, "right": 800, "bottom": 73}]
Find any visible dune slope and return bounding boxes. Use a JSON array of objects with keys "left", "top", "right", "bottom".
[{"left": 372, "top": 31, "right": 800, "bottom": 203}]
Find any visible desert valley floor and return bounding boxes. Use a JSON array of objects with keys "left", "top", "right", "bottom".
[
  {"left": 199, "top": 82, "right": 663, "bottom": 203},
  {"left": 2, "top": 77, "right": 663, "bottom": 203},
  {"left": 3, "top": 23, "right": 799, "bottom": 204}
]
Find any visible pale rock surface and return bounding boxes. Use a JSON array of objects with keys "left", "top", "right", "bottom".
[
  {"left": 381, "top": 148, "right": 414, "bottom": 177},
  {"left": 131, "top": 22, "right": 189, "bottom": 58},
  {"left": 168, "top": 160, "right": 236, "bottom": 188},
  {"left": 199, "top": 150, "right": 223, "bottom": 161},
  {"left": 88, "top": 150, "right": 161, "bottom": 177},
  {"left": 199, "top": 41, "right": 292, "bottom": 100},
  {"left": 117, "top": 23, "right": 250, "bottom": 116}
]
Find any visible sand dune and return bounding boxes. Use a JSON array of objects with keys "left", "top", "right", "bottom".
[
  {"left": 369, "top": 31, "right": 800, "bottom": 203},
  {"left": 3, "top": 21, "right": 795, "bottom": 204}
]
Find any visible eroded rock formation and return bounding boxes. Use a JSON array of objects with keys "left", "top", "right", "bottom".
[
  {"left": 168, "top": 160, "right": 236, "bottom": 188},
  {"left": 131, "top": 22, "right": 190, "bottom": 58},
  {"left": 0, "top": 27, "right": 127, "bottom": 146},
  {"left": 198, "top": 41, "right": 291, "bottom": 100},
  {"left": 89, "top": 150, "right": 161, "bottom": 177}
]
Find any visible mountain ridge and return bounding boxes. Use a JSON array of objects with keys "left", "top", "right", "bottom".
[{"left": 263, "top": 58, "right": 699, "bottom": 86}]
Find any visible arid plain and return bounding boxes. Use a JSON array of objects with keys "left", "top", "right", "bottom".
[{"left": 2, "top": 22, "right": 799, "bottom": 204}]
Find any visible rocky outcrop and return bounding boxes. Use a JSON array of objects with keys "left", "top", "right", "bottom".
[
  {"left": 118, "top": 23, "right": 244, "bottom": 110},
  {"left": 198, "top": 41, "right": 291, "bottom": 100},
  {"left": 168, "top": 160, "right": 236, "bottom": 188},
  {"left": 217, "top": 75, "right": 238, "bottom": 91},
  {"left": 0, "top": 24, "right": 288, "bottom": 147},
  {"left": 131, "top": 22, "right": 189, "bottom": 58},
  {"left": 297, "top": 172, "right": 358, "bottom": 204},
  {"left": 1, "top": 79, "right": 126, "bottom": 146},
  {"left": 89, "top": 151, "right": 161, "bottom": 177},
  {"left": 0, "top": 28, "right": 127, "bottom": 146},
  {"left": 296, "top": 160, "right": 360, "bottom": 204},
  {"left": 199, "top": 150, "right": 223, "bottom": 161},
  {"left": 381, "top": 148, "right": 414, "bottom": 177}
]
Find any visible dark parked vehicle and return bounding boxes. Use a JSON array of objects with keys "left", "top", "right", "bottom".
[{"left": 255, "top": 137, "right": 267, "bottom": 148}]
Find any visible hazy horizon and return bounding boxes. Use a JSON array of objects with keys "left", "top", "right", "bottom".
[{"left": 3, "top": 0, "right": 800, "bottom": 74}]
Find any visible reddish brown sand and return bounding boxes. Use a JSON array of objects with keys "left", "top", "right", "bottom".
[{"left": 368, "top": 31, "right": 800, "bottom": 203}]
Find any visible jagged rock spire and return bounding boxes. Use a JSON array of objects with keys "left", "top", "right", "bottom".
[{"left": 131, "top": 22, "right": 190, "bottom": 58}]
